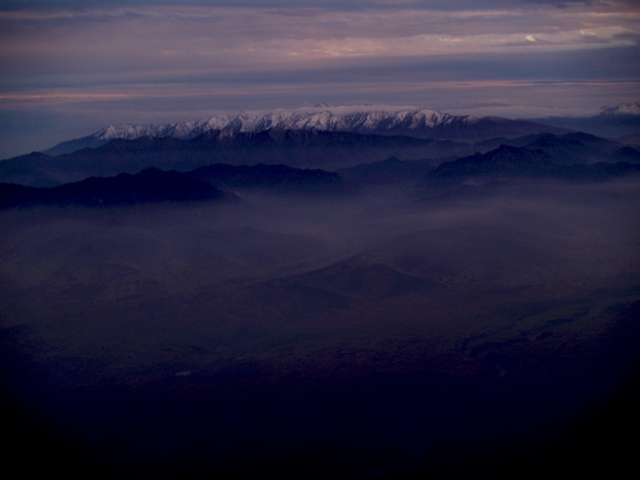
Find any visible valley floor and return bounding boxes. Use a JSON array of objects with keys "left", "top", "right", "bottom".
[{"left": 1, "top": 178, "right": 639, "bottom": 478}]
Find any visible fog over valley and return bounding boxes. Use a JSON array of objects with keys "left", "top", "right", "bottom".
[{"left": 2, "top": 162, "right": 639, "bottom": 476}]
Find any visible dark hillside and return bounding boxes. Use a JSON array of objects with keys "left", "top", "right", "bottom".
[{"left": 0, "top": 168, "right": 229, "bottom": 208}]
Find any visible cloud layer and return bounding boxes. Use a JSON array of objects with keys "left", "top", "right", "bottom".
[{"left": 0, "top": 1, "right": 638, "bottom": 157}]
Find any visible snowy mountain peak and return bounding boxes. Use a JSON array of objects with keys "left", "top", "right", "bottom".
[{"left": 92, "top": 106, "right": 476, "bottom": 141}]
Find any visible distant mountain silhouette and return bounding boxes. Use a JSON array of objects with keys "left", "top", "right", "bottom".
[
  {"left": 427, "top": 145, "right": 557, "bottom": 180},
  {"left": 0, "top": 130, "right": 476, "bottom": 187},
  {"left": 525, "top": 132, "right": 621, "bottom": 165},
  {"left": 614, "top": 132, "right": 640, "bottom": 146},
  {"left": 42, "top": 136, "right": 109, "bottom": 157},
  {"left": 610, "top": 146, "right": 640, "bottom": 163},
  {"left": 336, "top": 156, "right": 435, "bottom": 185},
  {"left": 185, "top": 163, "right": 360, "bottom": 196},
  {"left": 0, "top": 168, "right": 230, "bottom": 208},
  {"left": 421, "top": 145, "right": 640, "bottom": 188},
  {"left": 473, "top": 132, "right": 624, "bottom": 164},
  {"left": 0, "top": 162, "right": 365, "bottom": 208}
]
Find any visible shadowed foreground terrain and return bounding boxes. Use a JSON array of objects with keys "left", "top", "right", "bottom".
[{"left": 1, "top": 178, "right": 640, "bottom": 478}]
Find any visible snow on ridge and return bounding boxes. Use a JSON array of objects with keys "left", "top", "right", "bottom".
[
  {"left": 92, "top": 106, "right": 477, "bottom": 141},
  {"left": 98, "top": 123, "right": 175, "bottom": 140}
]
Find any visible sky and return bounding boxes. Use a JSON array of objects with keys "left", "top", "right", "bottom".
[{"left": 0, "top": 0, "right": 639, "bottom": 158}]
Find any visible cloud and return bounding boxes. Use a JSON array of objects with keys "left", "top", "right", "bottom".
[
  {"left": 2, "top": 1, "right": 639, "bottom": 10},
  {"left": 1, "top": 3, "right": 637, "bottom": 73},
  {"left": 1, "top": 4, "right": 637, "bottom": 94}
]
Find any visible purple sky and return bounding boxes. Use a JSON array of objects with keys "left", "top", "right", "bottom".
[{"left": 1, "top": 0, "right": 639, "bottom": 158}]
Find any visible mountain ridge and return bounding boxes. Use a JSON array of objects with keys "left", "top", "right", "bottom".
[
  {"left": 42, "top": 106, "right": 568, "bottom": 156},
  {"left": 423, "top": 144, "right": 640, "bottom": 187},
  {"left": 0, "top": 168, "right": 231, "bottom": 208},
  {"left": 1, "top": 130, "right": 476, "bottom": 187}
]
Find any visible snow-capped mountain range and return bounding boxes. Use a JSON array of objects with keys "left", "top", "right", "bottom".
[
  {"left": 93, "top": 106, "right": 469, "bottom": 141},
  {"left": 30, "top": 101, "right": 640, "bottom": 158},
  {"left": 45, "top": 103, "right": 624, "bottom": 158}
]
